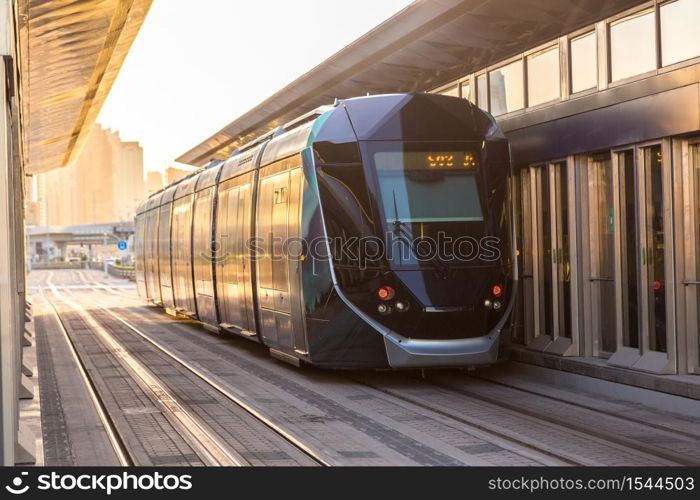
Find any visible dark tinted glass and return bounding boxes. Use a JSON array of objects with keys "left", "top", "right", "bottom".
[
  {"left": 620, "top": 150, "right": 639, "bottom": 348},
  {"left": 646, "top": 146, "right": 666, "bottom": 352}
]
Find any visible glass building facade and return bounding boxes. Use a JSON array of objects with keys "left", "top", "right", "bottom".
[{"left": 433, "top": 0, "right": 700, "bottom": 375}]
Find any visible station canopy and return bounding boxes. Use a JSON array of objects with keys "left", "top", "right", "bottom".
[
  {"left": 18, "top": 0, "right": 152, "bottom": 174},
  {"left": 178, "top": 0, "right": 641, "bottom": 167}
]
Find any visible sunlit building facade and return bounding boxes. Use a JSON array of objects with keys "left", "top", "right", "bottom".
[
  {"left": 165, "top": 166, "right": 196, "bottom": 185},
  {"left": 145, "top": 170, "right": 164, "bottom": 196},
  {"left": 432, "top": 0, "right": 700, "bottom": 375},
  {"left": 35, "top": 124, "right": 145, "bottom": 225}
]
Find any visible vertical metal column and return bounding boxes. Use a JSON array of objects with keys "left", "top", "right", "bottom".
[
  {"left": 1, "top": 0, "right": 35, "bottom": 465},
  {"left": 0, "top": 0, "right": 19, "bottom": 465}
]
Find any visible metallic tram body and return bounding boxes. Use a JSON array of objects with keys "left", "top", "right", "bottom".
[{"left": 135, "top": 94, "right": 516, "bottom": 369}]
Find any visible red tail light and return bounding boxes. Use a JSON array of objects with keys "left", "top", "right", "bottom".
[
  {"left": 377, "top": 286, "right": 395, "bottom": 301},
  {"left": 492, "top": 284, "right": 503, "bottom": 297}
]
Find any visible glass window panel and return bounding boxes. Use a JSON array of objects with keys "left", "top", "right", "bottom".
[
  {"left": 539, "top": 167, "right": 554, "bottom": 336},
  {"left": 610, "top": 10, "right": 656, "bottom": 82},
  {"left": 570, "top": 32, "right": 597, "bottom": 93},
  {"left": 693, "top": 144, "right": 700, "bottom": 275},
  {"left": 441, "top": 85, "right": 459, "bottom": 98},
  {"left": 461, "top": 81, "right": 471, "bottom": 102},
  {"left": 645, "top": 146, "right": 667, "bottom": 352},
  {"left": 527, "top": 46, "right": 560, "bottom": 106},
  {"left": 489, "top": 60, "right": 524, "bottom": 116},
  {"left": 373, "top": 149, "right": 484, "bottom": 223},
  {"left": 620, "top": 150, "right": 640, "bottom": 348},
  {"left": 692, "top": 144, "right": 700, "bottom": 367},
  {"left": 477, "top": 75, "right": 488, "bottom": 111},
  {"left": 590, "top": 154, "right": 616, "bottom": 353},
  {"left": 660, "top": 0, "right": 700, "bottom": 66},
  {"left": 555, "top": 162, "right": 571, "bottom": 338}
]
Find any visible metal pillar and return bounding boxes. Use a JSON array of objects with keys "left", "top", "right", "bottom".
[{"left": 1, "top": 0, "right": 35, "bottom": 465}]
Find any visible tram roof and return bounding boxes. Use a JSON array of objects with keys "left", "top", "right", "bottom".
[
  {"left": 177, "top": 0, "right": 642, "bottom": 167},
  {"left": 18, "top": 0, "right": 153, "bottom": 174}
]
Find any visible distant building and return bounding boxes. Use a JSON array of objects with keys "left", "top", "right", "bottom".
[
  {"left": 145, "top": 170, "right": 164, "bottom": 196},
  {"left": 33, "top": 124, "right": 145, "bottom": 225},
  {"left": 165, "top": 165, "right": 195, "bottom": 185},
  {"left": 111, "top": 137, "right": 145, "bottom": 222}
]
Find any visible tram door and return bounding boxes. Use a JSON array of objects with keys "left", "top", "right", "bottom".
[
  {"left": 609, "top": 143, "right": 675, "bottom": 373},
  {"left": 216, "top": 177, "right": 256, "bottom": 335},
  {"left": 526, "top": 161, "right": 574, "bottom": 354},
  {"left": 256, "top": 159, "right": 306, "bottom": 356},
  {"left": 679, "top": 138, "right": 700, "bottom": 374}
]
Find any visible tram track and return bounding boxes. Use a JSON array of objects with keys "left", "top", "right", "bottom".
[
  {"left": 75, "top": 270, "right": 136, "bottom": 300},
  {"left": 67, "top": 281, "right": 562, "bottom": 466},
  {"left": 44, "top": 273, "right": 700, "bottom": 467},
  {"left": 41, "top": 290, "right": 133, "bottom": 466},
  {"left": 347, "top": 371, "right": 699, "bottom": 466},
  {"left": 82, "top": 286, "right": 646, "bottom": 466},
  {"left": 47, "top": 282, "right": 328, "bottom": 466},
  {"left": 426, "top": 373, "right": 700, "bottom": 465},
  {"left": 465, "top": 371, "right": 700, "bottom": 442},
  {"left": 45, "top": 286, "right": 236, "bottom": 466}
]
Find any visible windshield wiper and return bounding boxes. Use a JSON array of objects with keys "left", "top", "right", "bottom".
[{"left": 391, "top": 190, "right": 451, "bottom": 279}]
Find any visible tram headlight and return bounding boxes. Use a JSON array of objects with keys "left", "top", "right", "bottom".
[
  {"left": 493, "top": 301, "right": 502, "bottom": 311},
  {"left": 483, "top": 299, "right": 493, "bottom": 309},
  {"left": 377, "top": 303, "right": 393, "bottom": 315},
  {"left": 395, "top": 301, "right": 409, "bottom": 312}
]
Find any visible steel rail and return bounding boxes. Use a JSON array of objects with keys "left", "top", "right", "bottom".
[
  {"left": 49, "top": 285, "right": 242, "bottom": 466},
  {"left": 72, "top": 284, "right": 330, "bottom": 466}
]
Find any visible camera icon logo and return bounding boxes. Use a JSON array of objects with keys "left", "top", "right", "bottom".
[{"left": 5, "top": 472, "right": 29, "bottom": 495}]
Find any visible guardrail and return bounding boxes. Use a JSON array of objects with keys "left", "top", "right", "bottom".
[
  {"left": 108, "top": 264, "right": 136, "bottom": 280},
  {"left": 30, "top": 260, "right": 135, "bottom": 279},
  {"left": 30, "top": 262, "right": 84, "bottom": 270},
  {"left": 44, "top": 261, "right": 136, "bottom": 281},
  {"left": 84, "top": 261, "right": 137, "bottom": 280}
]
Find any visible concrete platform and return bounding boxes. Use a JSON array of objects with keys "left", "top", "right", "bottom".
[
  {"left": 31, "top": 295, "right": 120, "bottom": 466},
  {"left": 18, "top": 316, "right": 42, "bottom": 465},
  {"left": 510, "top": 346, "right": 700, "bottom": 402}
]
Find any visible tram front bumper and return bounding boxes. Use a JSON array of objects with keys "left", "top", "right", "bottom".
[{"left": 382, "top": 329, "right": 500, "bottom": 369}]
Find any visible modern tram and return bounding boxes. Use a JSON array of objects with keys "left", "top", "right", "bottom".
[{"left": 134, "top": 93, "right": 516, "bottom": 369}]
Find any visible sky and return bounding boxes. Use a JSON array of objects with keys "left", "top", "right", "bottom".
[{"left": 97, "top": 0, "right": 414, "bottom": 176}]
